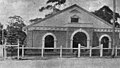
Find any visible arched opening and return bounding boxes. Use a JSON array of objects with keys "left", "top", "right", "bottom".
[
  {"left": 100, "top": 35, "right": 111, "bottom": 56},
  {"left": 42, "top": 33, "right": 57, "bottom": 48},
  {"left": 71, "top": 29, "right": 90, "bottom": 48},
  {"left": 101, "top": 37, "right": 109, "bottom": 48},
  {"left": 44, "top": 35, "right": 54, "bottom": 52},
  {"left": 45, "top": 35, "right": 54, "bottom": 48},
  {"left": 99, "top": 34, "right": 111, "bottom": 48},
  {"left": 73, "top": 32, "right": 87, "bottom": 48}
]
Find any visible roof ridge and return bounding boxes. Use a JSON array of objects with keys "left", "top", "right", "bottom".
[
  {"left": 73, "top": 5, "right": 113, "bottom": 27},
  {"left": 24, "top": 4, "right": 78, "bottom": 29},
  {"left": 24, "top": 4, "right": 112, "bottom": 29}
]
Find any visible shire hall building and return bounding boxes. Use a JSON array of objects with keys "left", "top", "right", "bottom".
[{"left": 24, "top": 4, "right": 120, "bottom": 54}]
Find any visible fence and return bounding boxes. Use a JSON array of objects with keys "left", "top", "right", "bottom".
[
  {"left": 2, "top": 44, "right": 120, "bottom": 60},
  {"left": 2, "top": 39, "right": 20, "bottom": 60},
  {"left": 19, "top": 44, "right": 120, "bottom": 58}
]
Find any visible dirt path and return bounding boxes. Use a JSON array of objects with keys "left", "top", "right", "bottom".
[{"left": 0, "top": 58, "right": 120, "bottom": 68}]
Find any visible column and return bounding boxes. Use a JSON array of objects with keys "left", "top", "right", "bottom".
[
  {"left": 54, "top": 40, "right": 57, "bottom": 48},
  {"left": 70, "top": 39, "right": 73, "bottom": 52},
  {"left": 87, "top": 40, "right": 90, "bottom": 48},
  {"left": 41, "top": 40, "right": 44, "bottom": 57},
  {"left": 70, "top": 39, "right": 73, "bottom": 48},
  {"left": 42, "top": 40, "right": 44, "bottom": 48},
  {"left": 109, "top": 41, "right": 112, "bottom": 48},
  {"left": 99, "top": 41, "right": 101, "bottom": 47}
]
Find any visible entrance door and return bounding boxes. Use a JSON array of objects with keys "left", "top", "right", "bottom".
[
  {"left": 45, "top": 35, "right": 54, "bottom": 52},
  {"left": 73, "top": 32, "right": 87, "bottom": 48}
]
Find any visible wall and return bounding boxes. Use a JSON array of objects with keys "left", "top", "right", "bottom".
[
  {"left": 66, "top": 27, "right": 93, "bottom": 48},
  {"left": 26, "top": 27, "right": 93, "bottom": 48},
  {"left": 92, "top": 32, "right": 120, "bottom": 47},
  {"left": 27, "top": 30, "right": 67, "bottom": 48},
  {"left": 27, "top": 28, "right": 120, "bottom": 48}
]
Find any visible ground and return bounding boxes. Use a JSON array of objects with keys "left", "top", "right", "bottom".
[{"left": 0, "top": 57, "right": 120, "bottom": 68}]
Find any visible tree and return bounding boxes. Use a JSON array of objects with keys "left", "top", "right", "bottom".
[
  {"left": 92, "top": 5, "right": 120, "bottom": 27},
  {"left": 39, "top": 0, "right": 66, "bottom": 17},
  {"left": 0, "top": 23, "right": 7, "bottom": 45},
  {"left": 7, "top": 15, "right": 26, "bottom": 45}
]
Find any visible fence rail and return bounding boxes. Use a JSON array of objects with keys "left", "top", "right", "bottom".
[{"left": 2, "top": 44, "right": 120, "bottom": 60}]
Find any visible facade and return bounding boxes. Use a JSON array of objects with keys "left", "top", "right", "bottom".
[{"left": 24, "top": 4, "right": 120, "bottom": 52}]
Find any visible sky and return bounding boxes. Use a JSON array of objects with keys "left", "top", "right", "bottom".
[{"left": 0, "top": 0, "right": 120, "bottom": 27}]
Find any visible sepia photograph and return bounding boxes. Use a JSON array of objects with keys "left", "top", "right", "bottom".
[{"left": 0, "top": 0, "right": 120, "bottom": 68}]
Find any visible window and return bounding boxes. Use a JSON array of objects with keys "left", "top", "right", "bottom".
[
  {"left": 71, "top": 15, "right": 79, "bottom": 23},
  {"left": 71, "top": 18, "right": 79, "bottom": 22}
]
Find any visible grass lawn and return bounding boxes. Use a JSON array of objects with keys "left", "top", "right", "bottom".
[{"left": 0, "top": 57, "right": 120, "bottom": 68}]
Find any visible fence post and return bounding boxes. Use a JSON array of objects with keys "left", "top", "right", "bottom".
[
  {"left": 41, "top": 46, "right": 44, "bottom": 57},
  {"left": 4, "top": 39, "right": 7, "bottom": 60},
  {"left": 100, "top": 44, "right": 103, "bottom": 57},
  {"left": 22, "top": 45, "right": 24, "bottom": 58},
  {"left": 17, "top": 39, "right": 20, "bottom": 59},
  {"left": 89, "top": 46, "right": 92, "bottom": 57},
  {"left": 115, "top": 46, "right": 117, "bottom": 56},
  {"left": 4, "top": 43, "right": 6, "bottom": 60},
  {"left": 78, "top": 44, "right": 81, "bottom": 57},
  {"left": 60, "top": 46, "right": 62, "bottom": 58}
]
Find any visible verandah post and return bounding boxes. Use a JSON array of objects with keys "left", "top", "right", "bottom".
[
  {"left": 100, "top": 44, "right": 103, "bottom": 57},
  {"left": 22, "top": 45, "right": 24, "bottom": 58},
  {"left": 4, "top": 42, "right": 6, "bottom": 60},
  {"left": 4, "top": 39, "right": 7, "bottom": 60},
  {"left": 89, "top": 46, "right": 92, "bottom": 57},
  {"left": 17, "top": 39, "right": 20, "bottom": 59},
  {"left": 60, "top": 45, "right": 62, "bottom": 58},
  {"left": 115, "top": 46, "right": 117, "bottom": 56},
  {"left": 41, "top": 46, "right": 44, "bottom": 57},
  {"left": 78, "top": 44, "right": 81, "bottom": 57}
]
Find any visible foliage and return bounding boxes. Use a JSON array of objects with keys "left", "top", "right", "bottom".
[
  {"left": 39, "top": 0, "right": 66, "bottom": 17},
  {"left": 46, "top": 0, "right": 66, "bottom": 4},
  {"left": 39, "top": 0, "right": 66, "bottom": 12},
  {"left": 8, "top": 15, "right": 26, "bottom": 31},
  {"left": 92, "top": 5, "right": 120, "bottom": 27},
  {"left": 0, "top": 23, "right": 7, "bottom": 45},
  {"left": 7, "top": 15, "right": 27, "bottom": 45},
  {"left": 29, "top": 18, "right": 42, "bottom": 23},
  {"left": 6, "top": 46, "right": 17, "bottom": 56},
  {"left": 0, "top": 29, "right": 7, "bottom": 44}
]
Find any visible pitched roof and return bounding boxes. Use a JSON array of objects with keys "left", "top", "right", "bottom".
[{"left": 24, "top": 4, "right": 113, "bottom": 29}]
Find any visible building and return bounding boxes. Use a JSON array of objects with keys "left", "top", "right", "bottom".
[{"left": 24, "top": 4, "right": 120, "bottom": 53}]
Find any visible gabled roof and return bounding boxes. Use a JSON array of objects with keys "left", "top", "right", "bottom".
[{"left": 24, "top": 4, "right": 113, "bottom": 29}]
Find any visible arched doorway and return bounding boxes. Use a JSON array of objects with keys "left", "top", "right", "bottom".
[
  {"left": 73, "top": 32, "right": 87, "bottom": 48},
  {"left": 71, "top": 29, "right": 90, "bottom": 48},
  {"left": 101, "top": 37, "right": 109, "bottom": 48}
]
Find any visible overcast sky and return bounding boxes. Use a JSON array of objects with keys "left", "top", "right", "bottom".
[{"left": 0, "top": 0, "right": 120, "bottom": 26}]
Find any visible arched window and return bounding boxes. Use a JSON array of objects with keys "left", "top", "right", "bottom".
[
  {"left": 99, "top": 34, "right": 111, "bottom": 48},
  {"left": 42, "top": 33, "right": 57, "bottom": 48},
  {"left": 101, "top": 37, "right": 109, "bottom": 48},
  {"left": 45, "top": 35, "right": 54, "bottom": 48},
  {"left": 42, "top": 33, "right": 57, "bottom": 52}
]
